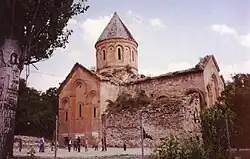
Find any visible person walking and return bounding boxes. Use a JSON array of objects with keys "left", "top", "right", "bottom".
[
  {"left": 68, "top": 138, "right": 72, "bottom": 152},
  {"left": 39, "top": 137, "right": 45, "bottom": 152},
  {"left": 77, "top": 136, "right": 81, "bottom": 152},
  {"left": 123, "top": 142, "right": 127, "bottom": 151},
  {"left": 73, "top": 140, "right": 77, "bottom": 151},
  {"left": 51, "top": 140, "right": 55, "bottom": 151},
  {"left": 94, "top": 139, "right": 99, "bottom": 151},
  {"left": 84, "top": 139, "right": 88, "bottom": 152}
]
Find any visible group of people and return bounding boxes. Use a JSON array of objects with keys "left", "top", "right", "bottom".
[
  {"left": 65, "top": 136, "right": 84, "bottom": 152},
  {"left": 16, "top": 136, "right": 127, "bottom": 153},
  {"left": 65, "top": 136, "right": 109, "bottom": 153}
]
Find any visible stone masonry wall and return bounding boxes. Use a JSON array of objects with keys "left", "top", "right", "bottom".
[
  {"left": 120, "top": 72, "right": 205, "bottom": 99},
  {"left": 104, "top": 93, "right": 202, "bottom": 148}
]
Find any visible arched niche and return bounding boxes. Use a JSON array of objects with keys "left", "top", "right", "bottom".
[
  {"left": 116, "top": 45, "right": 123, "bottom": 61},
  {"left": 131, "top": 48, "right": 136, "bottom": 62},
  {"left": 77, "top": 102, "right": 84, "bottom": 118},
  {"left": 61, "top": 97, "right": 70, "bottom": 110},
  {"left": 73, "top": 79, "right": 87, "bottom": 94},
  {"left": 93, "top": 104, "right": 98, "bottom": 118},
  {"left": 86, "top": 90, "right": 97, "bottom": 105},
  {"left": 185, "top": 88, "right": 207, "bottom": 109},
  {"left": 124, "top": 46, "right": 131, "bottom": 61}
]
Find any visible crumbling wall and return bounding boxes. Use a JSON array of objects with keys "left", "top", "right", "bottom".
[
  {"left": 120, "top": 71, "right": 205, "bottom": 98},
  {"left": 104, "top": 93, "right": 202, "bottom": 148}
]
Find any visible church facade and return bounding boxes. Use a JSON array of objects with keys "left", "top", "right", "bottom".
[{"left": 58, "top": 12, "right": 225, "bottom": 146}]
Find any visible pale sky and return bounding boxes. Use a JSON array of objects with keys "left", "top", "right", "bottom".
[{"left": 21, "top": 0, "right": 250, "bottom": 91}]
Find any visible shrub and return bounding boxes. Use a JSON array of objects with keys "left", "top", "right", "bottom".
[
  {"left": 152, "top": 135, "right": 206, "bottom": 159},
  {"left": 200, "top": 102, "right": 235, "bottom": 159}
]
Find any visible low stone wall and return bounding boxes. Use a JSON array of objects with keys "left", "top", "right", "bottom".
[
  {"left": 14, "top": 135, "right": 51, "bottom": 151},
  {"left": 104, "top": 93, "right": 202, "bottom": 148}
]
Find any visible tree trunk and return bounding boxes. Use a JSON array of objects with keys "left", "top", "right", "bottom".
[{"left": 0, "top": 39, "right": 22, "bottom": 158}]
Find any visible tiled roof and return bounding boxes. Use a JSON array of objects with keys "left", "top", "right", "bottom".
[{"left": 95, "top": 12, "right": 137, "bottom": 45}]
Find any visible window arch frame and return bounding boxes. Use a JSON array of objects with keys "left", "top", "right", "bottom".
[
  {"left": 118, "top": 48, "right": 121, "bottom": 60},
  {"left": 116, "top": 45, "right": 123, "bottom": 60}
]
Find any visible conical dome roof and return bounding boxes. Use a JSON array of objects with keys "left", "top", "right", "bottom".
[{"left": 95, "top": 12, "right": 137, "bottom": 45}]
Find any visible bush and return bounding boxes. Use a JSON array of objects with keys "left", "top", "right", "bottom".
[
  {"left": 152, "top": 135, "right": 206, "bottom": 159},
  {"left": 201, "top": 103, "right": 235, "bottom": 159}
]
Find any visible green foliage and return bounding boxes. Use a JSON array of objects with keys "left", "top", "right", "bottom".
[
  {"left": 152, "top": 135, "right": 206, "bottom": 159},
  {"left": 0, "top": 0, "right": 89, "bottom": 65},
  {"left": 105, "top": 90, "right": 150, "bottom": 113},
  {"left": 200, "top": 102, "right": 235, "bottom": 159},
  {"left": 221, "top": 73, "right": 250, "bottom": 148},
  {"left": 15, "top": 78, "right": 58, "bottom": 139},
  {"left": 105, "top": 90, "right": 183, "bottom": 115}
]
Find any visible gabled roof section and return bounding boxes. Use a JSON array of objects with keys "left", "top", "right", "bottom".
[
  {"left": 58, "top": 63, "right": 100, "bottom": 93},
  {"left": 195, "top": 55, "right": 220, "bottom": 72},
  {"left": 95, "top": 12, "right": 137, "bottom": 46}
]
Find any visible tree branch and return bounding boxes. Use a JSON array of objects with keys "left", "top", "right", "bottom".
[{"left": 24, "top": 58, "right": 46, "bottom": 65}]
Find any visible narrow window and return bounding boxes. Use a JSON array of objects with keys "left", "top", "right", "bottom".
[
  {"left": 65, "top": 111, "right": 68, "bottom": 121},
  {"left": 118, "top": 48, "right": 121, "bottom": 60},
  {"left": 132, "top": 51, "right": 135, "bottom": 61},
  {"left": 79, "top": 104, "right": 82, "bottom": 118},
  {"left": 103, "top": 50, "right": 106, "bottom": 60},
  {"left": 94, "top": 107, "right": 96, "bottom": 118}
]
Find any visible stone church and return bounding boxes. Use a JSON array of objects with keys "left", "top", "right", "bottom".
[{"left": 58, "top": 12, "right": 225, "bottom": 146}]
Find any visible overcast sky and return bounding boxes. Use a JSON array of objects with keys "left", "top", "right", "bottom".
[{"left": 21, "top": 0, "right": 250, "bottom": 91}]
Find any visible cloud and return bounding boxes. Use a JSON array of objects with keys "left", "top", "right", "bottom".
[
  {"left": 80, "top": 15, "right": 112, "bottom": 44},
  {"left": 220, "top": 60, "right": 250, "bottom": 81},
  {"left": 140, "top": 61, "right": 193, "bottom": 76},
  {"left": 211, "top": 24, "right": 250, "bottom": 47},
  {"left": 127, "top": 10, "right": 144, "bottom": 23},
  {"left": 239, "top": 34, "right": 250, "bottom": 47},
  {"left": 141, "top": 59, "right": 250, "bottom": 82},
  {"left": 148, "top": 18, "right": 167, "bottom": 29},
  {"left": 68, "top": 19, "right": 78, "bottom": 26},
  {"left": 211, "top": 24, "right": 237, "bottom": 36}
]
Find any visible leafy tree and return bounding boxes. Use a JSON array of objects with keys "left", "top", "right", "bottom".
[
  {"left": 15, "top": 79, "right": 58, "bottom": 139},
  {"left": 0, "top": 0, "right": 89, "bottom": 157},
  {"left": 200, "top": 102, "right": 235, "bottom": 159},
  {"left": 221, "top": 73, "right": 250, "bottom": 148}
]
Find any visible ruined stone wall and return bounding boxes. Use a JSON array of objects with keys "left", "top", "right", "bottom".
[
  {"left": 203, "top": 58, "right": 225, "bottom": 107},
  {"left": 120, "top": 72, "right": 205, "bottom": 98},
  {"left": 105, "top": 93, "right": 202, "bottom": 148}
]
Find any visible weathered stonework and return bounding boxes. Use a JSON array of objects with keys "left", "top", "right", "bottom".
[
  {"left": 58, "top": 12, "right": 225, "bottom": 147},
  {"left": 104, "top": 94, "right": 201, "bottom": 148}
]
